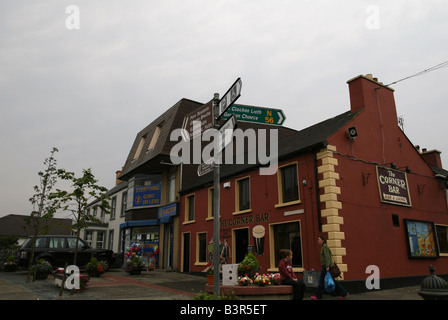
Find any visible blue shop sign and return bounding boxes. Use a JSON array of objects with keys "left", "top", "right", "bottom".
[
  {"left": 133, "top": 184, "right": 161, "bottom": 207},
  {"left": 158, "top": 203, "right": 179, "bottom": 219}
]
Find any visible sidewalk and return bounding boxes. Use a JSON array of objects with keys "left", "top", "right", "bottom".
[{"left": 0, "top": 268, "right": 424, "bottom": 300}]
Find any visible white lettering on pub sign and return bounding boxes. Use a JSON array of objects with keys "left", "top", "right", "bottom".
[{"left": 376, "top": 166, "right": 411, "bottom": 207}]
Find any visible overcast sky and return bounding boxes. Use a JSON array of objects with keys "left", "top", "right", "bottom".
[{"left": 1, "top": 0, "right": 447, "bottom": 218}]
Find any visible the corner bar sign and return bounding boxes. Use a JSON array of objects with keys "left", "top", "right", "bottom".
[{"left": 376, "top": 166, "right": 411, "bottom": 207}]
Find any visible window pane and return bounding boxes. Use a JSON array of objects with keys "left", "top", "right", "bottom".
[
  {"left": 198, "top": 233, "right": 207, "bottom": 262},
  {"left": 188, "top": 195, "right": 195, "bottom": 221},
  {"left": 436, "top": 225, "right": 448, "bottom": 254},
  {"left": 281, "top": 165, "right": 299, "bottom": 203},
  {"left": 239, "top": 178, "right": 250, "bottom": 211},
  {"left": 273, "top": 222, "right": 302, "bottom": 268}
]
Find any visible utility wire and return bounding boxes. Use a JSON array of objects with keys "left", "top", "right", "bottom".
[{"left": 385, "top": 60, "right": 448, "bottom": 87}]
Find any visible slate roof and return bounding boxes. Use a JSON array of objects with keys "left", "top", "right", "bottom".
[
  {"left": 0, "top": 214, "right": 72, "bottom": 237},
  {"left": 180, "top": 110, "right": 358, "bottom": 193}
]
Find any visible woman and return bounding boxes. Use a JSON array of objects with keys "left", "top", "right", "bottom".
[
  {"left": 278, "top": 249, "right": 306, "bottom": 300},
  {"left": 311, "top": 235, "right": 349, "bottom": 300}
]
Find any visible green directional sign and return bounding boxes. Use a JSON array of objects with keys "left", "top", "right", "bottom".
[{"left": 220, "top": 104, "right": 286, "bottom": 126}]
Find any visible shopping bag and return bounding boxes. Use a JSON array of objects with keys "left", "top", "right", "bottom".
[{"left": 324, "top": 271, "right": 335, "bottom": 293}]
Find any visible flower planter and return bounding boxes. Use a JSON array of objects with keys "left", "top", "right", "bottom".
[
  {"left": 128, "top": 269, "right": 142, "bottom": 275},
  {"left": 2, "top": 264, "right": 18, "bottom": 272},
  {"left": 207, "top": 274, "right": 214, "bottom": 285},
  {"left": 35, "top": 273, "right": 49, "bottom": 280}
]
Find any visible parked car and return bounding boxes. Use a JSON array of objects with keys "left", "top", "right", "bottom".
[{"left": 18, "top": 235, "right": 115, "bottom": 269}]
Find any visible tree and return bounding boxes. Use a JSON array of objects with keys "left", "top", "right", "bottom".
[
  {"left": 50, "top": 168, "right": 111, "bottom": 266},
  {"left": 26, "top": 147, "right": 61, "bottom": 282}
]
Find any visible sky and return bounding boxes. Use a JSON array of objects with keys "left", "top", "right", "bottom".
[{"left": 1, "top": 0, "right": 447, "bottom": 218}]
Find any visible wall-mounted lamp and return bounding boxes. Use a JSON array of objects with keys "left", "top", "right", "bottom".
[
  {"left": 362, "top": 172, "right": 371, "bottom": 186},
  {"left": 383, "top": 162, "right": 397, "bottom": 169},
  {"left": 398, "top": 166, "right": 411, "bottom": 173},
  {"left": 346, "top": 127, "right": 358, "bottom": 140}
]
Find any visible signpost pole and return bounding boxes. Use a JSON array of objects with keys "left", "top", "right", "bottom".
[{"left": 212, "top": 93, "right": 221, "bottom": 295}]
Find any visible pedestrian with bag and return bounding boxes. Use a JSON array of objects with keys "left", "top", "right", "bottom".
[
  {"left": 278, "top": 249, "right": 306, "bottom": 300},
  {"left": 311, "top": 235, "right": 349, "bottom": 300}
]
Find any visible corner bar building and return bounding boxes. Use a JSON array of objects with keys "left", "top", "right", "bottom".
[{"left": 178, "top": 74, "right": 448, "bottom": 285}]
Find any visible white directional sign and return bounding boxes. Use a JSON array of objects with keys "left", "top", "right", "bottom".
[
  {"left": 197, "top": 158, "right": 214, "bottom": 177},
  {"left": 218, "top": 78, "right": 242, "bottom": 118}
]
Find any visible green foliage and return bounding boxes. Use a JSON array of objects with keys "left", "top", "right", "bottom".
[
  {"left": 238, "top": 252, "right": 259, "bottom": 276},
  {"left": 193, "top": 290, "right": 238, "bottom": 300}
]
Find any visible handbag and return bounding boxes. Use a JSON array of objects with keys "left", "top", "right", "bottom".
[
  {"left": 324, "top": 271, "right": 335, "bottom": 293},
  {"left": 330, "top": 262, "right": 341, "bottom": 279}
]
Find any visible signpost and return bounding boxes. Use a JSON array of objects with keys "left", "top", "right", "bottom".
[
  {"left": 181, "top": 101, "right": 213, "bottom": 141},
  {"left": 212, "top": 79, "right": 241, "bottom": 294},
  {"left": 220, "top": 104, "right": 286, "bottom": 126}
]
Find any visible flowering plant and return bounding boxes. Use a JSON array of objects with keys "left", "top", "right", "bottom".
[
  {"left": 268, "top": 273, "right": 281, "bottom": 285},
  {"left": 31, "top": 259, "right": 53, "bottom": 275},
  {"left": 238, "top": 275, "right": 253, "bottom": 286},
  {"left": 206, "top": 262, "right": 214, "bottom": 275},
  {"left": 125, "top": 255, "right": 145, "bottom": 273},
  {"left": 237, "top": 253, "right": 259, "bottom": 277},
  {"left": 86, "top": 257, "right": 106, "bottom": 276},
  {"left": 2, "top": 255, "right": 18, "bottom": 272},
  {"left": 253, "top": 273, "right": 270, "bottom": 286}
]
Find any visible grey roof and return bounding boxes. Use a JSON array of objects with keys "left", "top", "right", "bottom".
[{"left": 0, "top": 214, "right": 72, "bottom": 237}]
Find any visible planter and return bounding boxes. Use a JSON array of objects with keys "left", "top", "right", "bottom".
[
  {"left": 207, "top": 274, "right": 214, "bottom": 285},
  {"left": 128, "top": 269, "right": 142, "bottom": 275},
  {"left": 2, "top": 264, "right": 18, "bottom": 272},
  {"left": 35, "top": 273, "right": 49, "bottom": 280},
  {"left": 87, "top": 270, "right": 102, "bottom": 277}
]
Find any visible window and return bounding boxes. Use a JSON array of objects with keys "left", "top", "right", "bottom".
[
  {"left": 271, "top": 221, "right": 303, "bottom": 268},
  {"left": 121, "top": 191, "right": 127, "bottom": 216},
  {"left": 168, "top": 166, "right": 176, "bottom": 203},
  {"left": 197, "top": 233, "right": 207, "bottom": 263},
  {"left": 208, "top": 188, "right": 214, "bottom": 218},
  {"left": 185, "top": 194, "right": 195, "bottom": 222},
  {"left": 436, "top": 224, "right": 448, "bottom": 255},
  {"left": 148, "top": 123, "right": 163, "bottom": 150},
  {"left": 108, "top": 230, "right": 114, "bottom": 251},
  {"left": 133, "top": 135, "right": 147, "bottom": 160},
  {"left": 96, "top": 231, "right": 105, "bottom": 249},
  {"left": 110, "top": 196, "right": 116, "bottom": 220},
  {"left": 277, "top": 163, "right": 300, "bottom": 206},
  {"left": 85, "top": 230, "right": 93, "bottom": 247},
  {"left": 236, "top": 177, "right": 251, "bottom": 213}
]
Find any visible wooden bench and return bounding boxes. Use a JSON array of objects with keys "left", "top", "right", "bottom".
[{"left": 205, "top": 284, "right": 294, "bottom": 300}]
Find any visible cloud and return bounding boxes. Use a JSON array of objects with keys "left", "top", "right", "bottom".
[{"left": 1, "top": 0, "right": 447, "bottom": 216}]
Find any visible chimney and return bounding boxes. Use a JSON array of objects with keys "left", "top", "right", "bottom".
[
  {"left": 116, "top": 170, "right": 123, "bottom": 185},
  {"left": 421, "top": 149, "right": 443, "bottom": 169},
  {"left": 346, "top": 74, "right": 398, "bottom": 127}
]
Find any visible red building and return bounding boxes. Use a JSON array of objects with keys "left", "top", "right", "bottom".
[{"left": 178, "top": 74, "right": 448, "bottom": 287}]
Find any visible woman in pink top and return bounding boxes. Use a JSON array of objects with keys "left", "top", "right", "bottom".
[{"left": 278, "top": 249, "right": 306, "bottom": 300}]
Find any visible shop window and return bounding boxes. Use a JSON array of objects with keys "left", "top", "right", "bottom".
[
  {"left": 197, "top": 233, "right": 208, "bottom": 263},
  {"left": 235, "top": 177, "right": 251, "bottom": 213},
  {"left": 185, "top": 194, "right": 195, "bottom": 222},
  {"left": 277, "top": 163, "right": 300, "bottom": 206},
  {"left": 436, "top": 224, "right": 448, "bottom": 255},
  {"left": 271, "top": 221, "right": 303, "bottom": 268}
]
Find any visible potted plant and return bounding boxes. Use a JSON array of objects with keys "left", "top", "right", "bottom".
[
  {"left": 86, "top": 257, "right": 106, "bottom": 277},
  {"left": 31, "top": 259, "right": 53, "bottom": 280},
  {"left": 125, "top": 255, "right": 145, "bottom": 275},
  {"left": 205, "top": 262, "right": 214, "bottom": 285},
  {"left": 237, "top": 252, "right": 259, "bottom": 278},
  {"left": 2, "top": 255, "right": 18, "bottom": 272}
]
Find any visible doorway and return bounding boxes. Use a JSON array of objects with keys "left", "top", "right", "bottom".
[
  {"left": 182, "top": 233, "right": 190, "bottom": 272},
  {"left": 233, "top": 228, "right": 249, "bottom": 263}
]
